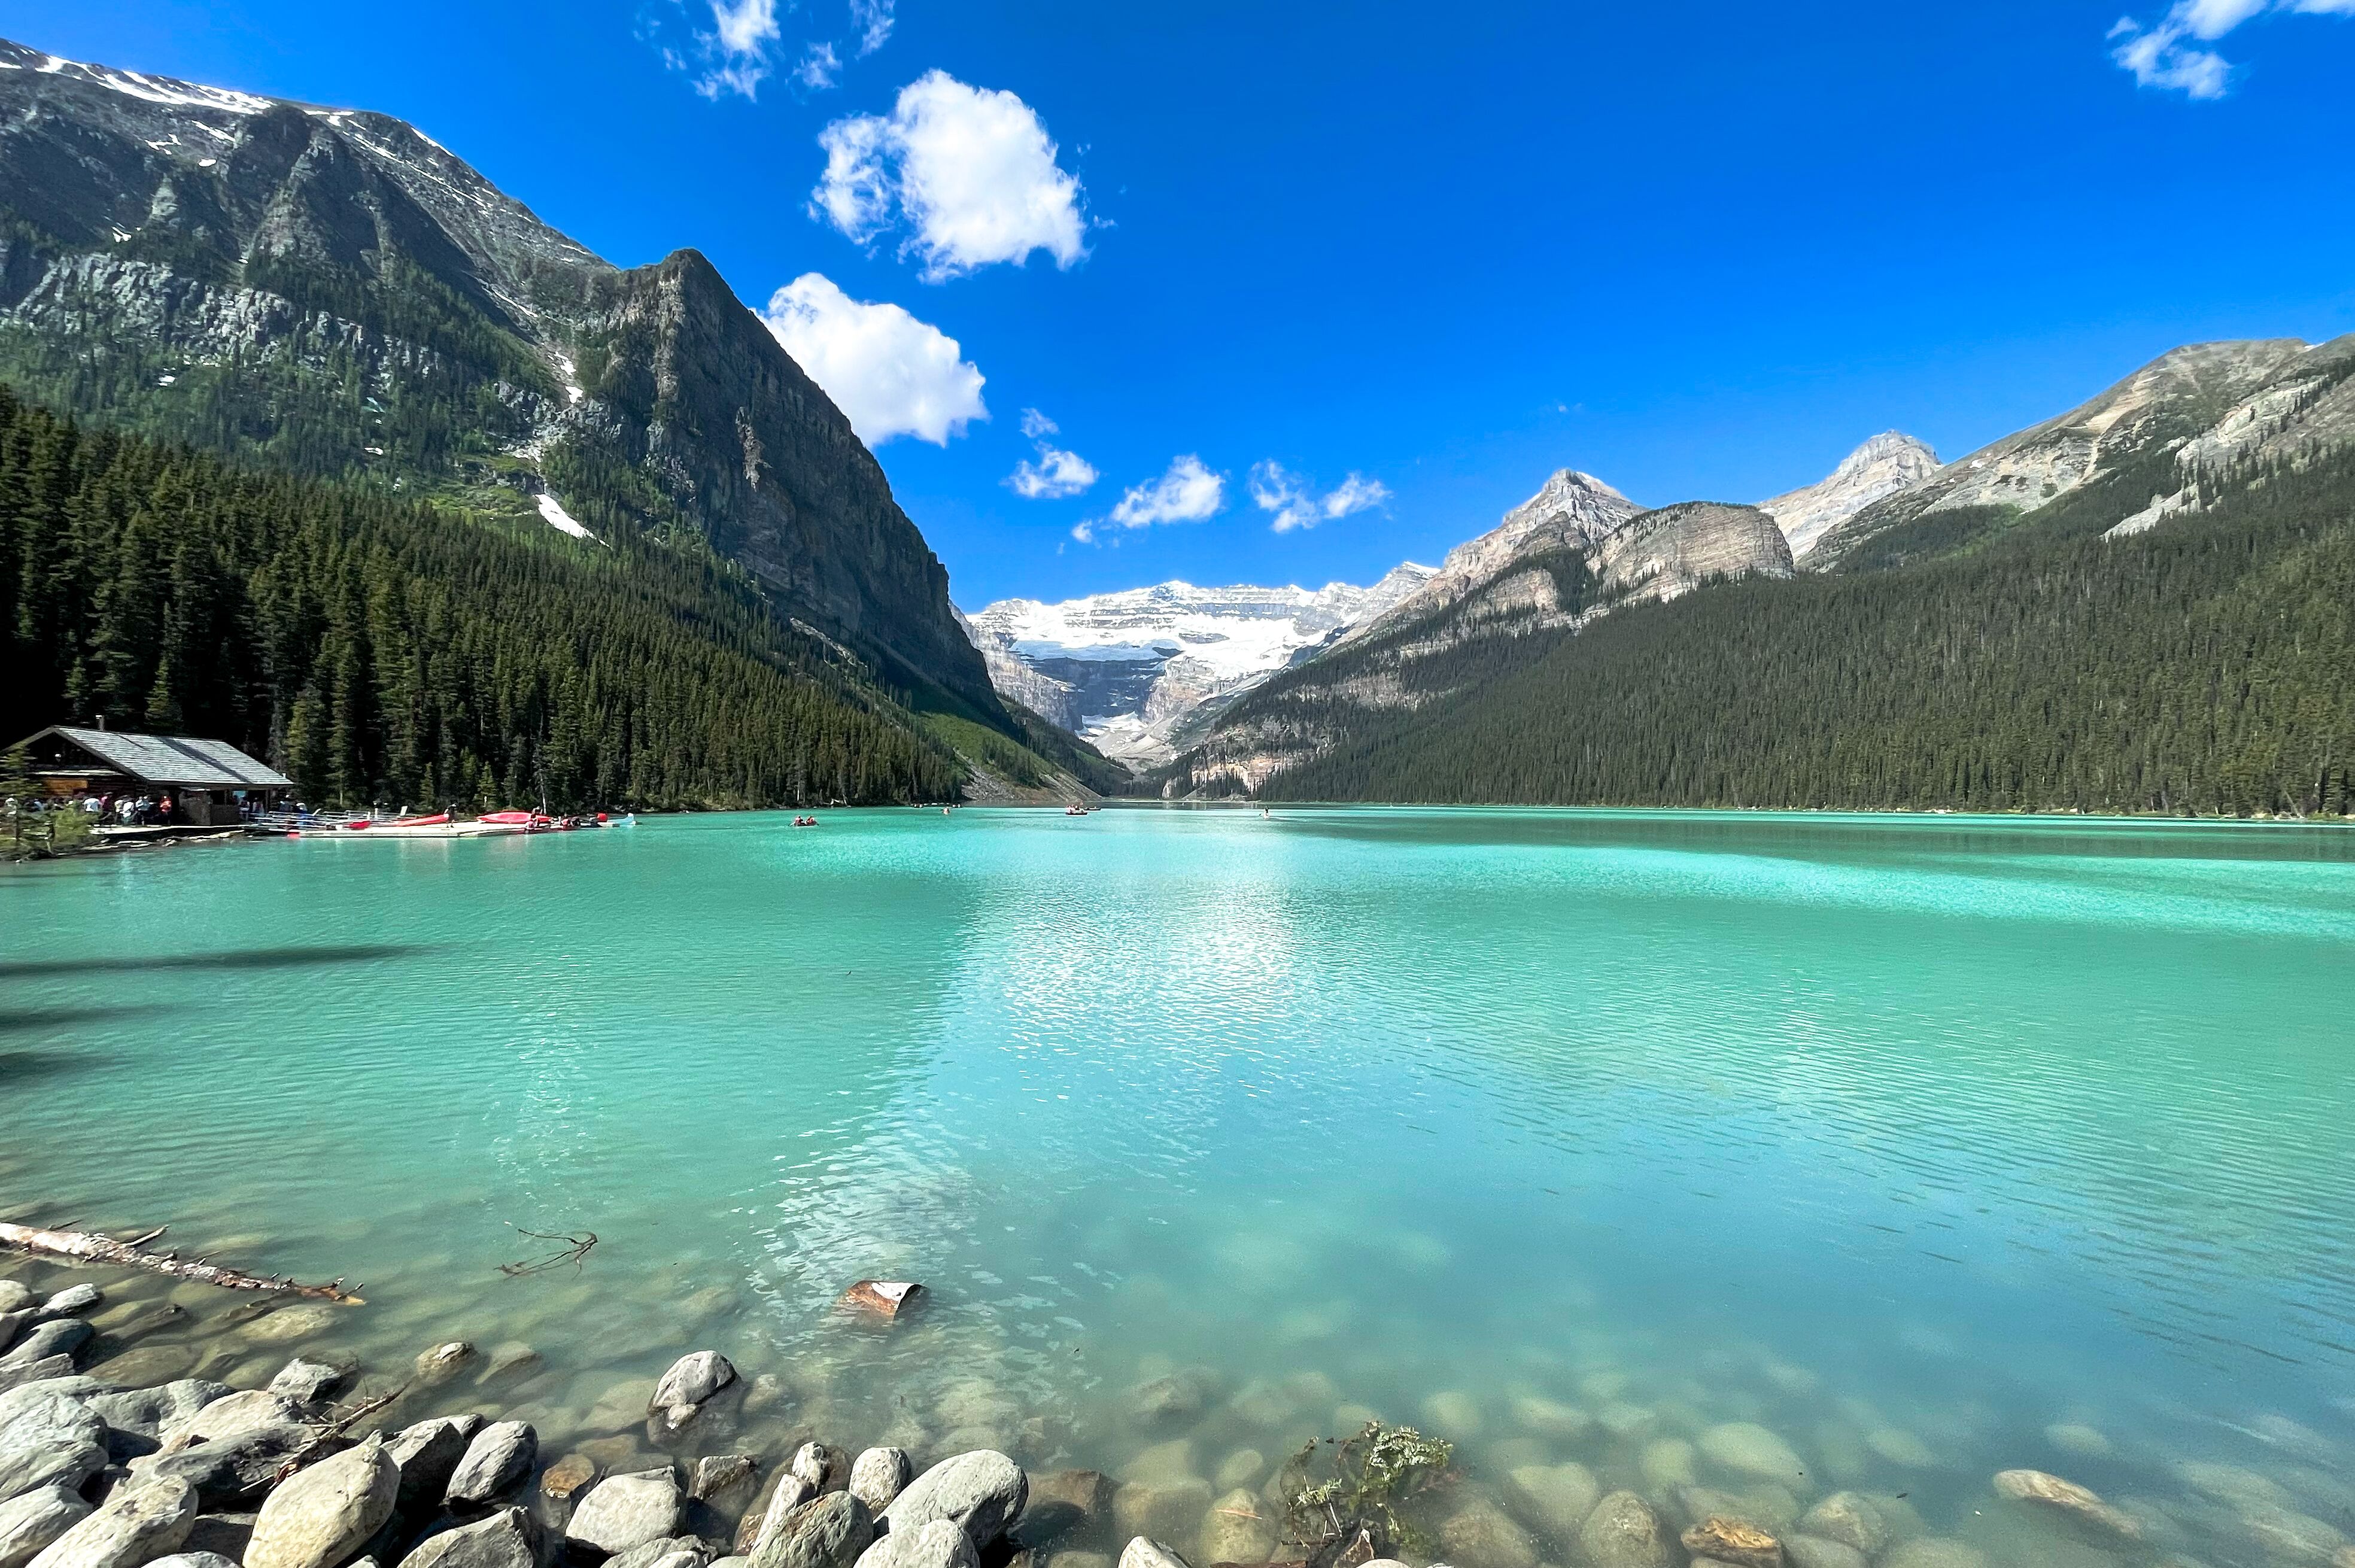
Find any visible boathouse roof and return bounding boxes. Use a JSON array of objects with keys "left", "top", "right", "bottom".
[{"left": 16, "top": 727, "right": 294, "bottom": 789}]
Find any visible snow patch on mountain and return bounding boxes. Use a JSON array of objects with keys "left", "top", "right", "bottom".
[{"left": 965, "top": 566, "right": 1434, "bottom": 764}]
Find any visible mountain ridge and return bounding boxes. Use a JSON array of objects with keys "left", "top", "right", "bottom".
[{"left": 0, "top": 36, "right": 1010, "bottom": 730}]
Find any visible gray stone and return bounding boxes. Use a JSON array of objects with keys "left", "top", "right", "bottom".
[
  {"left": 384, "top": 1420, "right": 469, "bottom": 1520},
  {"left": 881, "top": 1454, "right": 1027, "bottom": 1549},
  {"left": 180, "top": 1515, "right": 254, "bottom": 1563},
  {"left": 0, "top": 1367, "right": 76, "bottom": 1400},
  {"left": 789, "top": 1446, "right": 840, "bottom": 1494},
  {"left": 82, "top": 1352, "right": 195, "bottom": 1405},
  {"left": 1438, "top": 1493, "right": 1536, "bottom": 1568},
  {"left": 269, "top": 1360, "right": 351, "bottom": 1406},
  {"left": 144, "top": 1423, "right": 316, "bottom": 1510},
  {"left": 846, "top": 1451, "right": 909, "bottom": 1517},
  {"left": 26, "top": 1473, "right": 196, "bottom": 1568},
  {"left": 399, "top": 1508, "right": 540, "bottom": 1568},
  {"left": 1578, "top": 1491, "right": 1675, "bottom": 1568},
  {"left": 852, "top": 1520, "right": 976, "bottom": 1568},
  {"left": 691, "top": 1457, "right": 759, "bottom": 1508},
  {"left": 0, "top": 1292, "right": 30, "bottom": 1318},
  {"left": 750, "top": 1493, "right": 872, "bottom": 1568},
  {"left": 609, "top": 1536, "right": 708, "bottom": 1568},
  {"left": 0, "top": 1487, "right": 90, "bottom": 1568},
  {"left": 245, "top": 1435, "right": 399, "bottom": 1568},
  {"left": 160, "top": 1390, "right": 305, "bottom": 1450},
  {"left": 1503, "top": 1463, "right": 1600, "bottom": 1537},
  {"left": 446, "top": 1423, "right": 537, "bottom": 1506},
  {"left": 479, "top": 1347, "right": 542, "bottom": 1387},
  {"left": 1128, "top": 1373, "right": 1213, "bottom": 1427},
  {"left": 0, "top": 1320, "right": 26, "bottom": 1360},
  {"left": 31, "top": 1292, "right": 100, "bottom": 1326},
  {"left": 649, "top": 1356, "right": 735, "bottom": 1429},
  {"left": 743, "top": 1479, "right": 815, "bottom": 1555},
  {"left": 0, "top": 1326, "right": 90, "bottom": 1375},
  {"left": 1115, "top": 1540, "right": 1187, "bottom": 1568},
  {"left": 0, "top": 1392, "right": 108, "bottom": 1502},
  {"left": 86, "top": 1383, "right": 229, "bottom": 1445},
  {"left": 567, "top": 1469, "right": 684, "bottom": 1556},
  {"left": 146, "top": 1555, "right": 239, "bottom": 1568}
]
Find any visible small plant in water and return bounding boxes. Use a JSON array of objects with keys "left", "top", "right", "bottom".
[{"left": 1280, "top": 1421, "right": 1455, "bottom": 1567}]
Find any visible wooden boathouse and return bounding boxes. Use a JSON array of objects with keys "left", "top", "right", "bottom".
[{"left": 9, "top": 726, "right": 295, "bottom": 825}]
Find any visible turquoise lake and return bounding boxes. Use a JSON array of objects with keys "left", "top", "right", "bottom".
[{"left": 5, "top": 807, "right": 2355, "bottom": 1566}]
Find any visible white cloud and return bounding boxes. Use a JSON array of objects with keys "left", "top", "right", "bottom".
[
  {"left": 1007, "top": 408, "right": 1098, "bottom": 499},
  {"left": 1072, "top": 455, "right": 1224, "bottom": 543},
  {"left": 797, "top": 42, "right": 842, "bottom": 91},
  {"left": 760, "top": 274, "right": 987, "bottom": 447},
  {"left": 657, "top": 0, "right": 897, "bottom": 99},
  {"left": 1248, "top": 461, "right": 1393, "bottom": 533},
  {"left": 2110, "top": 0, "right": 2354, "bottom": 96},
  {"left": 851, "top": 0, "right": 896, "bottom": 54},
  {"left": 695, "top": 0, "right": 781, "bottom": 98},
  {"left": 812, "top": 71, "right": 1089, "bottom": 280}
]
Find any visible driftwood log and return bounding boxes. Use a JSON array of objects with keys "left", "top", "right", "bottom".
[{"left": 0, "top": 1220, "right": 364, "bottom": 1304}]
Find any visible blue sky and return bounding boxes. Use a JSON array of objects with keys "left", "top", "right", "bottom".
[{"left": 9, "top": 1, "right": 2355, "bottom": 607}]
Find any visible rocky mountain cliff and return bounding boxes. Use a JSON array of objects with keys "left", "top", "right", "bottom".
[
  {"left": 1758, "top": 431, "right": 1941, "bottom": 557},
  {"left": 1811, "top": 337, "right": 2355, "bottom": 570},
  {"left": 0, "top": 38, "right": 1005, "bottom": 723},
  {"left": 964, "top": 566, "right": 1434, "bottom": 765}
]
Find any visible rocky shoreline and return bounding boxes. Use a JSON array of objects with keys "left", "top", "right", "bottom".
[{"left": 5, "top": 1249, "right": 2353, "bottom": 1568}]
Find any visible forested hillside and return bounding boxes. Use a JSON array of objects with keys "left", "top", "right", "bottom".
[
  {"left": 0, "top": 388, "right": 977, "bottom": 809},
  {"left": 1220, "top": 447, "right": 2355, "bottom": 816}
]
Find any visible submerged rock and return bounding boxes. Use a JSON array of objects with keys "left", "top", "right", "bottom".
[
  {"left": 1990, "top": 1470, "right": 2140, "bottom": 1546},
  {"left": 1681, "top": 1517, "right": 1783, "bottom": 1568},
  {"left": 1504, "top": 1462, "right": 1600, "bottom": 1536},
  {"left": 413, "top": 1344, "right": 475, "bottom": 1386},
  {"left": 27, "top": 1473, "right": 196, "bottom": 1568},
  {"left": 1782, "top": 1537, "right": 1867, "bottom": 1568},
  {"left": 1130, "top": 1372, "right": 1215, "bottom": 1427},
  {"left": 1197, "top": 1488, "right": 1275, "bottom": 1566},
  {"left": 1439, "top": 1493, "right": 1536, "bottom": 1568},
  {"left": 1700, "top": 1426, "right": 1807, "bottom": 1488},
  {"left": 1011, "top": 1470, "right": 1114, "bottom": 1552},
  {"left": 567, "top": 1469, "right": 685, "bottom": 1556},
  {"left": 1116, "top": 1542, "right": 1189, "bottom": 1568},
  {"left": 1794, "top": 1494, "right": 1888, "bottom": 1558},
  {"left": 881, "top": 1452, "right": 1027, "bottom": 1548},
  {"left": 0, "top": 1487, "right": 90, "bottom": 1568},
  {"left": 1578, "top": 1491, "right": 1674, "bottom": 1568},
  {"left": 650, "top": 1354, "right": 736, "bottom": 1430},
  {"left": 236, "top": 1308, "right": 336, "bottom": 1347},
  {"left": 1879, "top": 1542, "right": 1988, "bottom": 1568},
  {"left": 847, "top": 1451, "right": 910, "bottom": 1515},
  {"left": 539, "top": 1453, "right": 599, "bottom": 1504}
]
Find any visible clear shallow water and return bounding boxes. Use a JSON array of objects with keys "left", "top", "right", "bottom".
[{"left": 5, "top": 807, "right": 2355, "bottom": 1565}]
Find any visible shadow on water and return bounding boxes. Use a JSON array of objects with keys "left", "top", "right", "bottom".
[
  {"left": 0, "top": 944, "right": 438, "bottom": 980},
  {"left": 0, "top": 1047, "right": 117, "bottom": 1083},
  {"left": 0, "top": 1004, "right": 175, "bottom": 1034}
]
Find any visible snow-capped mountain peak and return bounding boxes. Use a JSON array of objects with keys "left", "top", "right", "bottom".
[
  {"left": 1758, "top": 431, "right": 1941, "bottom": 558},
  {"left": 964, "top": 569, "right": 1435, "bottom": 765}
]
